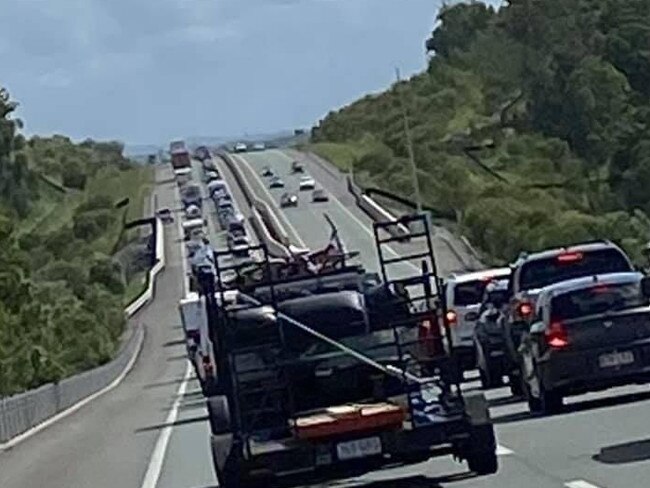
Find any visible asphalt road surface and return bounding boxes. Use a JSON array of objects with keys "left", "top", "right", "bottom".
[{"left": 3, "top": 157, "right": 650, "bottom": 488}]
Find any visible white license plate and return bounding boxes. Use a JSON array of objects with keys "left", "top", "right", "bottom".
[
  {"left": 336, "top": 436, "right": 382, "bottom": 461},
  {"left": 599, "top": 351, "right": 634, "bottom": 368}
]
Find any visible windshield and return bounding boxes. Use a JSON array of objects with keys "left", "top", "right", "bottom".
[
  {"left": 519, "top": 249, "right": 632, "bottom": 290},
  {"left": 551, "top": 281, "right": 645, "bottom": 320}
]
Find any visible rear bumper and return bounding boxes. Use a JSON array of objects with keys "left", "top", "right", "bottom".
[
  {"left": 539, "top": 339, "right": 650, "bottom": 394},
  {"left": 226, "top": 416, "right": 473, "bottom": 482}
]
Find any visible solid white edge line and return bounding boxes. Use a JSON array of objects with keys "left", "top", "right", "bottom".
[
  {"left": 231, "top": 153, "right": 307, "bottom": 248},
  {"left": 0, "top": 326, "right": 146, "bottom": 452},
  {"left": 565, "top": 480, "right": 602, "bottom": 488},
  {"left": 139, "top": 361, "right": 193, "bottom": 488}
]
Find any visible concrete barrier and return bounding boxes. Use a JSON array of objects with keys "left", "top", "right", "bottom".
[
  {"left": 0, "top": 202, "right": 166, "bottom": 447},
  {"left": 250, "top": 207, "right": 292, "bottom": 258}
]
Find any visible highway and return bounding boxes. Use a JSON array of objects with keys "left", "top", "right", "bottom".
[{"left": 3, "top": 154, "right": 650, "bottom": 488}]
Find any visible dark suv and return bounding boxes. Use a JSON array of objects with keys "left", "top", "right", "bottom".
[{"left": 500, "top": 241, "right": 634, "bottom": 394}]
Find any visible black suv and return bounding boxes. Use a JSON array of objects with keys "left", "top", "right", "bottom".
[{"left": 500, "top": 241, "right": 634, "bottom": 394}]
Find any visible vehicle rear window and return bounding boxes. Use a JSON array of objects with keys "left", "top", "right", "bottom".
[
  {"left": 551, "top": 281, "right": 645, "bottom": 321},
  {"left": 518, "top": 249, "right": 632, "bottom": 291},
  {"left": 454, "top": 280, "right": 489, "bottom": 306}
]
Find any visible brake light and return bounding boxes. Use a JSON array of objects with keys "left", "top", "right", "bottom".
[
  {"left": 480, "top": 276, "right": 494, "bottom": 282},
  {"left": 592, "top": 285, "right": 610, "bottom": 294},
  {"left": 545, "top": 321, "right": 568, "bottom": 349},
  {"left": 557, "top": 252, "right": 583, "bottom": 263},
  {"left": 202, "top": 356, "right": 214, "bottom": 375},
  {"left": 446, "top": 310, "right": 457, "bottom": 326},
  {"left": 517, "top": 302, "right": 533, "bottom": 319}
]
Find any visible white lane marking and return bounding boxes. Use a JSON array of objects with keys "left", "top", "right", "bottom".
[
  {"left": 496, "top": 444, "right": 514, "bottom": 456},
  {"left": 0, "top": 327, "right": 145, "bottom": 452},
  {"left": 231, "top": 153, "right": 307, "bottom": 248},
  {"left": 565, "top": 480, "right": 602, "bottom": 488},
  {"left": 139, "top": 361, "right": 192, "bottom": 488}
]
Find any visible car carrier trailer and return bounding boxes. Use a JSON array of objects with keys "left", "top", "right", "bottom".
[{"left": 193, "top": 214, "right": 498, "bottom": 487}]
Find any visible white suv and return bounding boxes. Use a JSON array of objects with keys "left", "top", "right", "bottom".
[{"left": 444, "top": 267, "right": 511, "bottom": 370}]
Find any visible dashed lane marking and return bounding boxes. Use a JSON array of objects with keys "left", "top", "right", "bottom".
[
  {"left": 496, "top": 444, "right": 514, "bottom": 456},
  {"left": 565, "top": 480, "right": 602, "bottom": 488}
]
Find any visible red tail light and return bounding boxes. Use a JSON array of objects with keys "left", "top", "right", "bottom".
[
  {"left": 557, "top": 252, "right": 583, "bottom": 263},
  {"left": 517, "top": 302, "right": 534, "bottom": 319},
  {"left": 202, "top": 356, "right": 214, "bottom": 375},
  {"left": 545, "top": 321, "right": 569, "bottom": 349},
  {"left": 446, "top": 310, "right": 457, "bottom": 326},
  {"left": 418, "top": 316, "right": 444, "bottom": 357}
]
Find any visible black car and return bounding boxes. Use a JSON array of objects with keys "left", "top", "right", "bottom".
[
  {"left": 474, "top": 279, "right": 510, "bottom": 389},
  {"left": 261, "top": 166, "right": 274, "bottom": 177},
  {"left": 519, "top": 272, "right": 650, "bottom": 414},
  {"left": 499, "top": 241, "right": 634, "bottom": 395},
  {"left": 269, "top": 176, "right": 285, "bottom": 188},
  {"left": 291, "top": 160, "right": 304, "bottom": 173},
  {"left": 312, "top": 189, "right": 328, "bottom": 202}
]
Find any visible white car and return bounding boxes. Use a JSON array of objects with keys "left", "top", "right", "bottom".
[
  {"left": 234, "top": 142, "right": 247, "bottom": 153},
  {"left": 185, "top": 204, "right": 201, "bottom": 219},
  {"left": 443, "top": 267, "right": 511, "bottom": 370},
  {"left": 299, "top": 175, "right": 316, "bottom": 190}
]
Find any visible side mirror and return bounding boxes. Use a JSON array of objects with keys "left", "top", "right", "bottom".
[
  {"left": 530, "top": 321, "right": 545, "bottom": 335},
  {"left": 642, "top": 276, "right": 650, "bottom": 299}
]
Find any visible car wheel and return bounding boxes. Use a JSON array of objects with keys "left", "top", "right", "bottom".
[
  {"left": 508, "top": 370, "right": 523, "bottom": 397},
  {"left": 476, "top": 340, "right": 503, "bottom": 389},
  {"left": 525, "top": 360, "right": 562, "bottom": 415},
  {"left": 463, "top": 424, "right": 498, "bottom": 475}
]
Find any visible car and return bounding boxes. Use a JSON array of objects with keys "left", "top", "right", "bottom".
[
  {"left": 299, "top": 175, "right": 316, "bottom": 190},
  {"left": 500, "top": 241, "right": 635, "bottom": 394},
  {"left": 228, "top": 234, "right": 251, "bottom": 257},
  {"left": 443, "top": 268, "right": 512, "bottom": 372},
  {"left": 181, "top": 184, "right": 203, "bottom": 209},
  {"left": 261, "top": 166, "right": 274, "bottom": 177},
  {"left": 234, "top": 142, "right": 247, "bottom": 153},
  {"left": 280, "top": 192, "right": 298, "bottom": 207},
  {"left": 202, "top": 159, "right": 217, "bottom": 171},
  {"left": 312, "top": 189, "right": 328, "bottom": 202},
  {"left": 269, "top": 176, "right": 285, "bottom": 188},
  {"left": 155, "top": 207, "right": 174, "bottom": 223},
  {"left": 204, "top": 170, "right": 220, "bottom": 182},
  {"left": 519, "top": 272, "right": 650, "bottom": 414},
  {"left": 185, "top": 204, "right": 201, "bottom": 219},
  {"left": 291, "top": 160, "right": 304, "bottom": 173},
  {"left": 252, "top": 142, "right": 266, "bottom": 151},
  {"left": 473, "top": 279, "right": 510, "bottom": 389}
]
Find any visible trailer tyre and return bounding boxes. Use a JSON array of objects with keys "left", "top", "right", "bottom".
[
  {"left": 207, "top": 395, "right": 231, "bottom": 435},
  {"left": 465, "top": 424, "right": 498, "bottom": 475}
]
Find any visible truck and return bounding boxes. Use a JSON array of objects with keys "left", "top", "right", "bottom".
[
  {"left": 193, "top": 214, "right": 498, "bottom": 487},
  {"left": 170, "top": 140, "right": 191, "bottom": 172}
]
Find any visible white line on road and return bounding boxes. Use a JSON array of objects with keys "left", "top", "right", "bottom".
[
  {"left": 139, "top": 361, "right": 192, "bottom": 488},
  {"left": 496, "top": 444, "right": 514, "bottom": 456},
  {"left": 565, "top": 480, "right": 602, "bottom": 488}
]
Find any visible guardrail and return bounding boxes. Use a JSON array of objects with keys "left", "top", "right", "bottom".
[
  {"left": 346, "top": 176, "right": 409, "bottom": 239},
  {"left": 0, "top": 208, "right": 166, "bottom": 447}
]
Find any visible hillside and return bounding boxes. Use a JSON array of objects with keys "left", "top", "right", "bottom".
[
  {"left": 311, "top": 0, "right": 650, "bottom": 264},
  {"left": 0, "top": 89, "right": 153, "bottom": 396}
]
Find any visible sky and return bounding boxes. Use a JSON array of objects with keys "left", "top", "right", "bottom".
[{"left": 0, "top": 0, "right": 490, "bottom": 145}]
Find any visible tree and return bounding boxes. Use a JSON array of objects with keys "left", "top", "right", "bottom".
[
  {"left": 426, "top": 3, "right": 496, "bottom": 58},
  {"left": 61, "top": 158, "right": 87, "bottom": 189}
]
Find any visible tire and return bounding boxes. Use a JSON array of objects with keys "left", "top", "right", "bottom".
[
  {"left": 525, "top": 362, "right": 563, "bottom": 415},
  {"left": 477, "top": 345, "right": 504, "bottom": 390},
  {"left": 464, "top": 424, "right": 498, "bottom": 475},
  {"left": 508, "top": 371, "right": 523, "bottom": 397},
  {"left": 207, "top": 395, "right": 231, "bottom": 435}
]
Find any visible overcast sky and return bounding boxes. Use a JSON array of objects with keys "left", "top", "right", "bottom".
[{"left": 0, "top": 0, "right": 490, "bottom": 145}]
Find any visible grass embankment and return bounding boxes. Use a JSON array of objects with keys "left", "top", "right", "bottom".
[{"left": 311, "top": 1, "right": 650, "bottom": 265}]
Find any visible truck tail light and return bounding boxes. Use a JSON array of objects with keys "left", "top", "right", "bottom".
[
  {"left": 516, "top": 301, "right": 533, "bottom": 320},
  {"left": 545, "top": 321, "right": 568, "bottom": 349}
]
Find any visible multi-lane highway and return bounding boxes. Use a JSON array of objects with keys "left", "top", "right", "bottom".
[{"left": 3, "top": 151, "right": 650, "bottom": 488}]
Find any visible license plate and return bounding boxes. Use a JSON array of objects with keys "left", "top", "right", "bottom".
[
  {"left": 599, "top": 351, "right": 634, "bottom": 368},
  {"left": 336, "top": 436, "right": 382, "bottom": 461}
]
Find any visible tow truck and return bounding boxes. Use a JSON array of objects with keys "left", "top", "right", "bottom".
[{"left": 193, "top": 214, "right": 498, "bottom": 487}]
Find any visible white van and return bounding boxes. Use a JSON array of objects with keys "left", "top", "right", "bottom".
[
  {"left": 444, "top": 267, "right": 511, "bottom": 370},
  {"left": 178, "top": 293, "right": 216, "bottom": 394}
]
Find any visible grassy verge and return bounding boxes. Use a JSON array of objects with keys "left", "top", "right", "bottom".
[
  {"left": 124, "top": 270, "right": 149, "bottom": 306},
  {"left": 306, "top": 141, "right": 381, "bottom": 172}
]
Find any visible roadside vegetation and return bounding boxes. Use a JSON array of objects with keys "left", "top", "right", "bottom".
[
  {"left": 0, "top": 88, "right": 153, "bottom": 396},
  {"left": 311, "top": 0, "right": 650, "bottom": 265}
]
